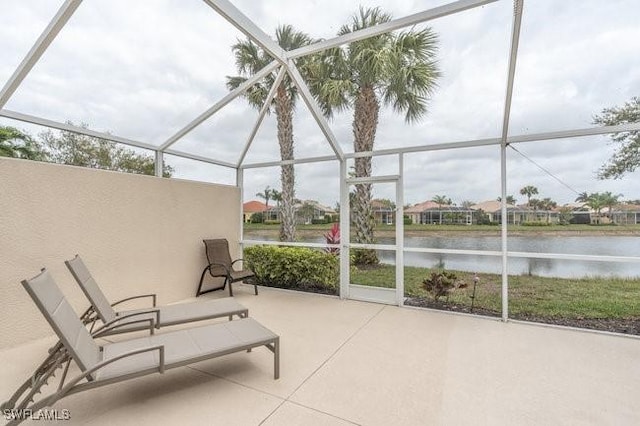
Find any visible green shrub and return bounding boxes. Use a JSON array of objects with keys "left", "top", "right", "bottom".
[
  {"left": 403, "top": 215, "right": 412, "bottom": 225},
  {"left": 250, "top": 212, "right": 263, "bottom": 223},
  {"left": 522, "top": 221, "right": 552, "bottom": 226},
  {"left": 244, "top": 245, "right": 338, "bottom": 293},
  {"left": 311, "top": 218, "right": 329, "bottom": 224},
  {"left": 264, "top": 220, "right": 281, "bottom": 225}
]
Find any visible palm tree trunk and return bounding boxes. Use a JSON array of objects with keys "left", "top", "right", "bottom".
[
  {"left": 352, "top": 85, "right": 379, "bottom": 264},
  {"left": 275, "top": 87, "right": 296, "bottom": 242}
]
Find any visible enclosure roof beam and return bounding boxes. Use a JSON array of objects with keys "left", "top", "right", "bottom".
[
  {"left": 240, "top": 121, "right": 640, "bottom": 169},
  {"left": 0, "top": 0, "right": 83, "bottom": 109},
  {"left": 507, "top": 122, "right": 640, "bottom": 143},
  {"left": 346, "top": 175, "right": 400, "bottom": 185},
  {"left": 0, "top": 109, "right": 158, "bottom": 151},
  {"left": 499, "top": 0, "right": 524, "bottom": 145},
  {"left": 0, "top": 109, "right": 237, "bottom": 169},
  {"left": 241, "top": 155, "right": 338, "bottom": 169},
  {"left": 286, "top": 61, "right": 344, "bottom": 160},
  {"left": 158, "top": 61, "right": 279, "bottom": 151},
  {"left": 288, "top": 0, "right": 498, "bottom": 59},
  {"left": 163, "top": 149, "right": 237, "bottom": 169},
  {"left": 201, "top": 0, "right": 286, "bottom": 64},
  {"left": 236, "top": 66, "right": 287, "bottom": 167}
]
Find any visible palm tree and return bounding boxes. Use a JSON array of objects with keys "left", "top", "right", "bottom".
[
  {"left": 309, "top": 7, "right": 440, "bottom": 263},
  {"left": 585, "top": 193, "right": 606, "bottom": 225},
  {"left": 227, "top": 25, "right": 313, "bottom": 242},
  {"left": 256, "top": 186, "right": 273, "bottom": 218},
  {"left": 0, "top": 126, "right": 45, "bottom": 160},
  {"left": 270, "top": 189, "right": 282, "bottom": 209},
  {"left": 519, "top": 185, "right": 539, "bottom": 207},
  {"left": 539, "top": 197, "right": 557, "bottom": 223},
  {"left": 575, "top": 191, "right": 590, "bottom": 204},
  {"left": 432, "top": 195, "right": 452, "bottom": 225},
  {"left": 601, "top": 191, "right": 622, "bottom": 221}
]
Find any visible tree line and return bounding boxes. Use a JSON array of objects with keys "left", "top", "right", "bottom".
[{"left": 0, "top": 123, "right": 173, "bottom": 176}]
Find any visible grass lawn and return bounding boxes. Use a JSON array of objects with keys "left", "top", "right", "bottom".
[{"left": 351, "top": 265, "right": 640, "bottom": 319}]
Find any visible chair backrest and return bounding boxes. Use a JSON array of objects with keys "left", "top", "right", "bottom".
[
  {"left": 204, "top": 239, "right": 233, "bottom": 276},
  {"left": 65, "top": 255, "right": 117, "bottom": 324},
  {"left": 22, "top": 269, "right": 101, "bottom": 380}
]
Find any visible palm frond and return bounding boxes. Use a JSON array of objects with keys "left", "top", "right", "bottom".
[
  {"left": 380, "top": 27, "right": 441, "bottom": 122},
  {"left": 225, "top": 75, "right": 247, "bottom": 91}
]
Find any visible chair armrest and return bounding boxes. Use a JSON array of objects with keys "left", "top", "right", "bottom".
[
  {"left": 111, "top": 293, "right": 157, "bottom": 308},
  {"left": 230, "top": 258, "right": 247, "bottom": 268},
  {"left": 59, "top": 345, "right": 165, "bottom": 397},
  {"left": 204, "top": 262, "right": 231, "bottom": 277},
  {"left": 92, "top": 309, "right": 161, "bottom": 338}
]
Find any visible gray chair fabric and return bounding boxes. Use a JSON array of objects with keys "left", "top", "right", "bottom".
[
  {"left": 10, "top": 269, "right": 279, "bottom": 422},
  {"left": 21, "top": 270, "right": 102, "bottom": 380},
  {"left": 65, "top": 255, "right": 248, "bottom": 335},
  {"left": 196, "top": 239, "right": 256, "bottom": 297}
]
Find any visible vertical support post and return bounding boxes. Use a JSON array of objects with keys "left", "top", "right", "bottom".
[
  {"left": 396, "top": 153, "right": 405, "bottom": 306},
  {"left": 500, "top": 145, "right": 508, "bottom": 321},
  {"left": 237, "top": 167, "right": 244, "bottom": 248},
  {"left": 498, "top": 0, "right": 525, "bottom": 322},
  {"left": 154, "top": 151, "right": 163, "bottom": 177},
  {"left": 339, "top": 159, "right": 350, "bottom": 299}
]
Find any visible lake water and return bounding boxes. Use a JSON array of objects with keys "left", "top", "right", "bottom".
[{"left": 244, "top": 232, "right": 640, "bottom": 279}]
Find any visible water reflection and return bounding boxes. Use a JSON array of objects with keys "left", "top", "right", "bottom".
[{"left": 244, "top": 232, "right": 640, "bottom": 278}]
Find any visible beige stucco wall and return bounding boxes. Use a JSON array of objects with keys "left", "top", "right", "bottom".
[{"left": 0, "top": 157, "right": 240, "bottom": 349}]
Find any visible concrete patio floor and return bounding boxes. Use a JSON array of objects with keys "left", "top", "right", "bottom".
[{"left": 2, "top": 284, "right": 639, "bottom": 425}]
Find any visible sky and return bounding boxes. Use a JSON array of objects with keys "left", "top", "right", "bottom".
[{"left": 1, "top": 0, "right": 639, "bottom": 208}]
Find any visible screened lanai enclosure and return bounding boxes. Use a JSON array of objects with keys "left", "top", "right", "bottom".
[{"left": 2, "top": 0, "right": 640, "bottom": 323}]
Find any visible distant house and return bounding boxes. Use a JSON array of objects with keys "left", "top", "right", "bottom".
[
  {"left": 405, "top": 200, "right": 473, "bottom": 225},
  {"left": 471, "top": 200, "right": 558, "bottom": 224},
  {"left": 371, "top": 199, "right": 395, "bottom": 225},
  {"left": 405, "top": 201, "right": 439, "bottom": 224},
  {"left": 294, "top": 200, "right": 337, "bottom": 224},
  {"left": 611, "top": 204, "right": 640, "bottom": 225},
  {"left": 563, "top": 202, "right": 638, "bottom": 225},
  {"left": 268, "top": 200, "right": 336, "bottom": 224},
  {"left": 242, "top": 200, "right": 268, "bottom": 223}
]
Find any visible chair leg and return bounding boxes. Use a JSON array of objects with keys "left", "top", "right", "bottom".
[
  {"left": 254, "top": 282, "right": 258, "bottom": 295},
  {"left": 227, "top": 278, "right": 233, "bottom": 297},
  {"left": 196, "top": 267, "right": 209, "bottom": 297}
]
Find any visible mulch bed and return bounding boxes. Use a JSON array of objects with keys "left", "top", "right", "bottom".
[{"left": 404, "top": 297, "right": 640, "bottom": 336}]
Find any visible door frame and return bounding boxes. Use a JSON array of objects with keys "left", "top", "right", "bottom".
[{"left": 339, "top": 168, "right": 404, "bottom": 305}]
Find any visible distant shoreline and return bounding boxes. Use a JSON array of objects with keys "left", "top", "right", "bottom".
[{"left": 244, "top": 225, "right": 640, "bottom": 238}]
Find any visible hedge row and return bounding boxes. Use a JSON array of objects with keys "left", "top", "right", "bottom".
[{"left": 244, "top": 245, "right": 339, "bottom": 294}]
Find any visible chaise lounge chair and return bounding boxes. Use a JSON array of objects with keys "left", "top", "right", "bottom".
[
  {"left": 1, "top": 269, "right": 279, "bottom": 425},
  {"left": 65, "top": 255, "right": 248, "bottom": 335},
  {"left": 196, "top": 239, "right": 256, "bottom": 297}
]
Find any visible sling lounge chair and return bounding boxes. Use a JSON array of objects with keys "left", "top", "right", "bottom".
[
  {"left": 1, "top": 269, "right": 279, "bottom": 426},
  {"left": 65, "top": 255, "right": 248, "bottom": 335},
  {"left": 196, "top": 239, "right": 256, "bottom": 297}
]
